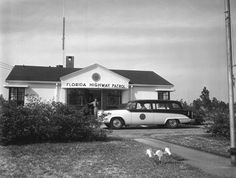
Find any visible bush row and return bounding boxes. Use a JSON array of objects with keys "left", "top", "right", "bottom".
[
  {"left": 181, "top": 87, "right": 230, "bottom": 138},
  {"left": 205, "top": 110, "right": 230, "bottom": 138},
  {"left": 0, "top": 96, "right": 108, "bottom": 145}
]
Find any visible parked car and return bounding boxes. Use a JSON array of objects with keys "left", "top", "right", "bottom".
[{"left": 98, "top": 100, "right": 194, "bottom": 129}]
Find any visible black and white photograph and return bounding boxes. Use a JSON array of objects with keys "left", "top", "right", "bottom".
[{"left": 0, "top": 0, "right": 236, "bottom": 177}]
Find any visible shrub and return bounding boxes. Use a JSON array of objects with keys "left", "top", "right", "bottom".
[
  {"left": 180, "top": 87, "right": 230, "bottom": 138},
  {"left": 204, "top": 98, "right": 230, "bottom": 138},
  {"left": 0, "top": 96, "right": 109, "bottom": 145},
  {"left": 205, "top": 110, "right": 230, "bottom": 138},
  {"left": 179, "top": 99, "right": 205, "bottom": 124}
]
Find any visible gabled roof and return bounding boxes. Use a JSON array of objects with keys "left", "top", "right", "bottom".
[
  {"left": 6, "top": 65, "right": 173, "bottom": 86},
  {"left": 60, "top": 63, "right": 130, "bottom": 82}
]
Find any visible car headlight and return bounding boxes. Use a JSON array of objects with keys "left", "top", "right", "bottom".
[
  {"left": 98, "top": 112, "right": 111, "bottom": 120},
  {"left": 103, "top": 112, "right": 111, "bottom": 117}
]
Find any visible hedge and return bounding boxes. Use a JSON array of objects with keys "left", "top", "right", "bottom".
[{"left": 0, "top": 96, "right": 109, "bottom": 145}]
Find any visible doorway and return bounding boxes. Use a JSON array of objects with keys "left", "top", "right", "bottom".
[
  {"left": 87, "top": 89, "right": 101, "bottom": 105},
  {"left": 66, "top": 88, "right": 122, "bottom": 110}
]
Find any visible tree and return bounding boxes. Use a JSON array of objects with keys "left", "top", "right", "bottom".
[
  {"left": 181, "top": 87, "right": 230, "bottom": 137},
  {"left": 200, "top": 87, "right": 212, "bottom": 111},
  {"left": 191, "top": 87, "right": 212, "bottom": 124}
]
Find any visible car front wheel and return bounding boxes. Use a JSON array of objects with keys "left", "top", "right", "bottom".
[
  {"left": 166, "top": 119, "right": 179, "bottom": 128},
  {"left": 110, "top": 118, "right": 124, "bottom": 129}
]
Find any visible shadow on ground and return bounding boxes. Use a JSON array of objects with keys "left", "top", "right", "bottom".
[{"left": 104, "top": 124, "right": 202, "bottom": 130}]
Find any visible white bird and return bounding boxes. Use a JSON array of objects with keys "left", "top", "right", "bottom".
[
  {"left": 154, "top": 147, "right": 172, "bottom": 161},
  {"left": 146, "top": 148, "right": 154, "bottom": 158}
]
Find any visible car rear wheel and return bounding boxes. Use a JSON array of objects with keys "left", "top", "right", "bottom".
[
  {"left": 110, "top": 118, "right": 124, "bottom": 129},
  {"left": 166, "top": 119, "right": 179, "bottom": 128}
]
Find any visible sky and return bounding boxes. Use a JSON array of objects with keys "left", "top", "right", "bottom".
[{"left": 1, "top": 0, "right": 236, "bottom": 103}]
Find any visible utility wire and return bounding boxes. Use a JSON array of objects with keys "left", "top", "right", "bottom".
[
  {"left": 0, "top": 63, "right": 12, "bottom": 69},
  {"left": 0, "top": 61, "right": 13, "bottom": 71},
  {"left": 0, "top": 61, "right": 13, "bottom": 67},
  {"left": 0, "top": 66, "right": 11, "bottom": 70}
]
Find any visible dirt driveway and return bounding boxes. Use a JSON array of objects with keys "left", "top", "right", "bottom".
[{"left": 109, "top": 125, "right": 206, "bottom": 139}]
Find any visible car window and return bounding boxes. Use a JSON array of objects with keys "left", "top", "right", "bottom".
[
  {"left": 154, "top": 103, "right": 171, "bottom": 110},
  {"left": 144, "top": 103, "right": 152, "bottom": 110},
  {"left": 136, "top": 102, "right": 151, "bottom": 110},
  {"left": 128, "top": 102, "right": 136, "bottom": 110},
  {"left": 128, "top": 101, "right": 182, "bottom": 111},
  {"left": 151, "top": 103, "right": 156, "bottom": 109},
  {"left": 165, "top": 103, "right": 171, "bottom": 110},
  {"left": 171, "top": 103, "right": 182, "bottom": 109},
  {"left": 155, "top": 103, "right": 166, "bottom": 109},
  {"left": 136, "top": 103, "right": 141, "bottom": 109}
]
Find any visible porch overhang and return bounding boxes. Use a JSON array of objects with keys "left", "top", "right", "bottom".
[{"left": 4, "top": 84, "right": 29, "bottom": 88}]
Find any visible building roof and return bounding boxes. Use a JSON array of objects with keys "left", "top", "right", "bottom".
[{"left": 6, "top": 65, "right": 173, "bottom": 86}]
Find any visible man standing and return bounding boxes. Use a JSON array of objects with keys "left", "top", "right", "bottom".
[{"left": 90, "top": 98, "right": 99, "bottom": 118}]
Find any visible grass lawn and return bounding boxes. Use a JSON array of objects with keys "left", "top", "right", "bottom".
[
  {"left": 154, "top": 127, "right": 230, "bottom": 158},
  {"left": 0, "top": 138, "right": 219, "bottom": 178}
]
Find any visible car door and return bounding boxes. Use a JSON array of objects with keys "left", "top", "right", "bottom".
[
  {"left": 130, "top": 102, "right": 153, "bottom": 125},
  {"left": 153, "top": 102, "right": 170, "bottom": 124}
]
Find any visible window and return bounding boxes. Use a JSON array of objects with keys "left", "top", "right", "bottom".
[
  {"left": 107, "top": 90, "right": 121, "bottom": 108},
  {"left": 67, "top": 89, "right": 85, "bottom": 106},
  {"left": 158, "top": 91, "right": 170, "bottom": 100},
  {"left": 171, "top": 103, "right": 182, "bottom": 109},
  {"left": 9, "top": 87, "right": 25, "bottom": 105}
]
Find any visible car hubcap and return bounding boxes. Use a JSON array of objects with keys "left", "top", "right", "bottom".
[
  {"left": 113, "top": 119, "right": 121, "bottom": 128},
  {"left": 169, "top": 120, "right": 177, "bottom": 127}
]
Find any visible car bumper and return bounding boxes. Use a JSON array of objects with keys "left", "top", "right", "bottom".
[{"left": 184, "top": 119, "right": 195, "bottom": 124}]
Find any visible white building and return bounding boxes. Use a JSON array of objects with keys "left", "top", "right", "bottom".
[{"left": 4, "top": 59, "right": 174, "bottom": 109}]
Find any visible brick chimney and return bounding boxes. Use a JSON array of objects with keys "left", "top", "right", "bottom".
[{"left": 66, "top": 56, "right": 74, "bottom": 68}]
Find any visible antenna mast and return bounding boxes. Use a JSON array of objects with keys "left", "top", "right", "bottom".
[{"left": 62, "top": 0, "right": 65, "bottom": 66}]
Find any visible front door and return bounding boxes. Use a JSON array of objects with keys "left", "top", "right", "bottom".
[{"left": 87, "top": 89, "right": 101, "bottom": 103}]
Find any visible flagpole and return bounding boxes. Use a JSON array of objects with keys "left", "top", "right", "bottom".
[{"left": 224, "top": 0, "right": 236, "bottom": 166}]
